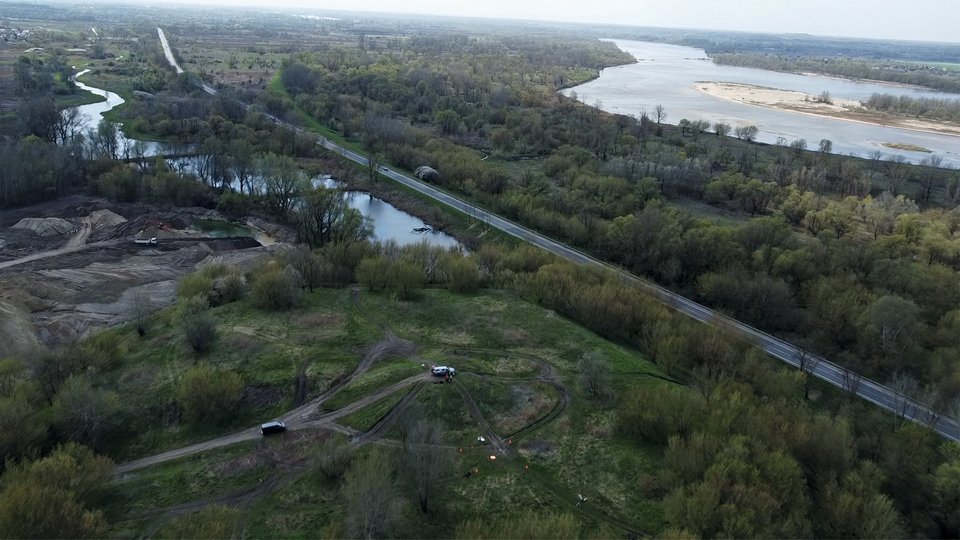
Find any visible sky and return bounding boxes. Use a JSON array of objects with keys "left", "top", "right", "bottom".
[{"left": 204, "top": 0, "right": 959, "bottom": 44}]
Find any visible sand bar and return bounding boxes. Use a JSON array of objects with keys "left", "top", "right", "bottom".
[{"left": 694, "top": 81, "right": 960, "bottom": 138}]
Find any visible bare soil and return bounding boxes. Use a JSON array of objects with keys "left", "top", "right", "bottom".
[{"left": 0, "top": 196, "right": 282, "bottom": 355}]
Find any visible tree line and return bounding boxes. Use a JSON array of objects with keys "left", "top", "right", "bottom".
[{"left": 711, "top": 52, "right": 960, "bottom": 94}]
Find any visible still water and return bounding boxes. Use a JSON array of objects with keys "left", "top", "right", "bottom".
[
  {"left": 68, "top": 77, "right": 457, "bottom": 248},
  {"left": 564, "top": 40, "right": 960, "bottom": 166}
]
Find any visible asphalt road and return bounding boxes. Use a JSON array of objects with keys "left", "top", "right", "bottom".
[{"left": 312, "top": 135, "right": 960, "bottom": 443}]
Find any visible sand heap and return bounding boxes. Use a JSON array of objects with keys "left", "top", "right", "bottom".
[
  {"left": 89, "top": 209, "right": 127, "bottom": 228},
  {"left": 11, "top": 217, "right": 75, "bottom": 236}
]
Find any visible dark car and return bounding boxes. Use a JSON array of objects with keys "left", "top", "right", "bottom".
[{"left": 260, "top": 421, "right": 286, "bottom": 436}]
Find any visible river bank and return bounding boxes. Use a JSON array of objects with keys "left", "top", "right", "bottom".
[{"left": 694, "top": 81, "right": 960, "bottom": 139}]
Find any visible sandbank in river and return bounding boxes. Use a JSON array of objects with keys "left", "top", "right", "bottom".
[{"left": 694, "top": 81, "right": 960, "bottom": 140}]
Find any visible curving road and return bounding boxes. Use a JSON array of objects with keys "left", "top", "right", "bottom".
[{"left": 308, "top": 136, "right": 960, "bottom": 443}]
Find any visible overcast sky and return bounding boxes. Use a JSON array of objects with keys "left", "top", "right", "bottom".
[{"left": 217, "top": 0, "right": 958, "bottom": 43}]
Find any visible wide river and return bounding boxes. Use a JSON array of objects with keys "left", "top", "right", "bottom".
[{"left": 563, "top": 40, "right": 960, "bottom": 167}]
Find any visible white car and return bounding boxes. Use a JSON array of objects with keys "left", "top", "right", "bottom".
[{"left": 431, "top": 366, "right": 455, "bottom": 377}]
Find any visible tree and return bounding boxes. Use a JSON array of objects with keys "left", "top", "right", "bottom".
[
  {"left": 367, "top": 153, "right": 384, "bottom": 185},
  {"left": 312, "top": 435, "right": 355, "bottom": 480},
  {"left": 344, "top": 449, "right": 400, "bottom": 539},
  {"left": 735, "top": 124, "right": 759, "bottom": 142},
  {"left": 178, "top": 364, "right": 242, "bottom": 424},
  {"left": 439, "top": 254, "right": 480, "bottom": 293},
  {"left": 399, "top": 414, "right": 450, "bottom": 513},
  {"left": 387, "top": 261, "right": 425, "bottom": 301},
  {"left": 819, "top": 138, "right": 833, "bottom": 154},
  {"left": 17, "top": 97, "right": 59, "bottom": 141},
  {"left": 677, "top": 119, "right": 691, "bottom": 136},
  {"left": 690, "top": 120, "right": 711, "bottom": 141},
  {"left": 713, "top": 122, "right": 730, "bottom": 138},
  {"left": 577, "top": 350, "right": 614, "bottom": 404},
  {"left": 129, "top": 288, "right": 155, "bottom": 336},
  {"left": 796, "top": 349, "right": 821, "bottom": 400},
  {"left": 292, "top": 186, "right": 371, "bottom": 249},
  {"left": 259, "top": 153, "right": 306, "bottom": 217},
  {"left": 654, "top": 104, "right": 667, "bottom": 124},
  {"left": 53, "top": 376, "right": 120, "bottom": 451},
  {"left": 865, "top": 295, "right": 919, "bottom": 368},
  {"left": 918, "top": 155, "right": 945, "bottom": 202},
  {"left": 178, "top": 296, "right": 217, "bottom": 353},
  {"left": 0, "top": 443, "right": 113, "bottom": 539},
  {"left": 251, "top": 264, "right": 303, "bottom": 311},
  {"left": 283, "top": 246, "right": 324, "bottom": 292},
  {"left": 0, "top": 393, "right": 48, "bottom": 464},
  {"left": 889, "top": 372, "right": 920, "bottom": 429},
  {"left": 434, "top": 109, "right": 460, "bottom": 134}
]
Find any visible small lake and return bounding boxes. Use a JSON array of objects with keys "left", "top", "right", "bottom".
[
  {"left": 564, "top": 40, "right": 960, "bottom": 166},
  {"left": 344, "top": 192, "right": 459, "bottom": 248}
]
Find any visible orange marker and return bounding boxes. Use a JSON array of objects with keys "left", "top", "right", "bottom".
[
  {"left": 475, "top": 468, "right": 478, "bottom": 473},
  {"left": 525, "top": 465, "right": 528, "bottom": 469},
  {"left": 509, "top": 440, "right": 512, "bottom": 444},
  {"left": 459, "top": 448, "right": 462, "bottom": 452}
]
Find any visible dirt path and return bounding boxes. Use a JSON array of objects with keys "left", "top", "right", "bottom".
[
  {"left": 64, "top": 217, "right": 91, "bottom": 249},
  {"left": 116, "top": 332, "right": 417, "bottom": 474}
]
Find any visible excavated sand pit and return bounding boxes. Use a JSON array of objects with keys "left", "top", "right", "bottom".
[{"left": 0, "top": 197, "right": 291, "bottom": 355}]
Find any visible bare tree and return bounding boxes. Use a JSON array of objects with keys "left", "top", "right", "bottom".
[
  {"left": 819, "top": 139, "right": 833, "bottom": 154},
  {"left": 918, "top": 155, "right": 945, "bottom": 202},
  {"left": 885, "top": 155, "right": 910, "bottom": 196},
  {"left": 889, "top": 372, "right": 919, "bottom": 428},
  {"left": 367, "top": 153, "right": 383, "bottom": 185},
  {"left": 400, "top": 415, "right": 450, "bottom": 513},
  {"left": 842, "top": 366, "right": 862, "bottom": 399},
  {"left": 797, "top": 349, "right": 821, "bottom": 400},
  {"left": 344, "top": 449, "right": 400, "bottom": 539},
  {"left": 735, "top": 124, "right": 759, "bottom": 142},
  {"left": 713, "top": 122, "right": 730, "bottom": 138},
  {"left": 653, "top": 104, "right": 667, "bottom": 124},
  {"left": 129, "top": 288, "right": 155, "bottom": 336}
]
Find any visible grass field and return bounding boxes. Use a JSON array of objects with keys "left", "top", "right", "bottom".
[{"left": 99, "top": 282, "right": 673, "bottom": 536}]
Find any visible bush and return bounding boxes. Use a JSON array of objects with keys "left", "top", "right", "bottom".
[
  {"left": 357, "top": 256, "right": 390, "bottom": 291},
  {"left": 177, "top": 295, "right": 216, "bottom": 353},
  {"left": 213, "top": 269, "right": 247, "bottom": 304},
  {"left": 177, "top": 273, "right": 214, "bottom": 302},
  {"left": 440, "top": 254, "right": 480, "bottom": 293},
  {"left": 178, "top": 365, "right": 242, "bottom": 424},
  {"left": 251, "top": 265, "right": 302, "bottom": 311},
  {"left": 388, "top": 261, "right": 424, "bottom": 301}
]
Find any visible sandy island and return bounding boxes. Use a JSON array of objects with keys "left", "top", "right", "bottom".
[{"left": 693, "top": 82, "right": 960, "bottom": 140}]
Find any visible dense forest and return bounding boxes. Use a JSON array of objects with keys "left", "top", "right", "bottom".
[{"left": 1, "top": 15, "right": 959, "bottom": 538}]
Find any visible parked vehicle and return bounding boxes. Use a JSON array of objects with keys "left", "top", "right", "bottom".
[
  {"left": 431, "top": 366, "right": 456, "bottom": 377},
  {"left": 134, "top": 237, "right": 157, "bottom": 245},
  {"left": 260, "top": 421, "right": 286, "bottom": 436}
]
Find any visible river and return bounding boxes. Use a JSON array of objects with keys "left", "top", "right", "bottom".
[
  {"left": 563, "top": 40, "right": 960, "bottom": 167},
  {"left": 68, "top": 71, "right": 457, "bottom": 248}
]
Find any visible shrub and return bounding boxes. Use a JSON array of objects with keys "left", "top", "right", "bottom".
[
  {"left": 356, "top": 256, "right": 390, "bottom": 291},
  {"left": 388, "top": 261, "right": 424, "bottom": 301},
  {"left": 177, "top": 273, "right": 214, "bottom": 302},
  {"left": 178, "top": 365, "right": 242, "bottom": 424},
  {"left": 251, "top": 265, "right": 302, "bottom": 311},
  {"left": 440, "top": 254, "right": 480, "bottom": 293}
]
